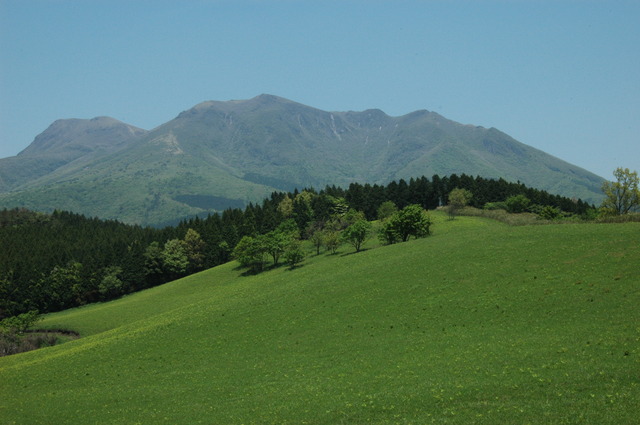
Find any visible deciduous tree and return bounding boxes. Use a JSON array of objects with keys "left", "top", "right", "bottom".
[
  {"left": 309, "top": 228, "right": 325, "bottom": 255},
  {"left": 143, "top": 241, "right": 165, "bottom": 282},
  {"left": 162, "top": 239, "right": 189, "bottom": 277},
  {"left": 183, "top": 229, "right": 206, "bottom": 272},
  {"left": 377, "top": 200, "right": 398, "bottom": 221},
  {"left": 447, "top": 188, "right": 473, "bottom": 219},
  {"left": 323, "top": 230, "right": 341, "bottom": 254},
  {"left": 232, "top": 236, "right": 266, "bottom": 272},
  {"left": 98, "top": 266, "right": 125, "bottom": 299},
  {"left": 44, "top": 261, "right": 83, "bottom": 311},
  {"left": 378, "top": 204, "right": 432, "bottom": 243},
  {"left": 262, "top": 231, "right": 290, "bottom": 266},
  {"left": 601, "top": 167, "right": 640, "bottom": 215},
  {"left": 342, "top": 219, "right": 371, "bottom": 252},
  {"left": 284, "top": 239, "right": 305, "bottom": 268},
  {"left": 277, "top": 195, "right": 293, "bottom": 218}
]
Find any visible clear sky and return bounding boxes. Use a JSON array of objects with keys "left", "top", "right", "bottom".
[{"left": 1, "top": 0, "right": 638, "bottom": 179}]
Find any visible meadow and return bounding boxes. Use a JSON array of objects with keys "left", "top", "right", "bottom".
[{"left": 1, "top": 212, "right": 638, "bottom": 424}]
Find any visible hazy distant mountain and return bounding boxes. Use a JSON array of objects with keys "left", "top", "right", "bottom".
[{"left": 0, "top": 94, "right": 605, "bottom": 225}]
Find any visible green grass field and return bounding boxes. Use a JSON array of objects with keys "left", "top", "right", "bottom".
[{"left": 1, "top": 213, "right": 639, "bottom": 424}]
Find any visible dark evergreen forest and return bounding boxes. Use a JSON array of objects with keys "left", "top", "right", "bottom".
[{"left": 0, "top": 174, "right": 592, "bottom": 319}]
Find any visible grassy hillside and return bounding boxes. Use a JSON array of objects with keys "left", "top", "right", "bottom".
[{"left": 1, "top": 213, "right": 638, "bottom": 424}]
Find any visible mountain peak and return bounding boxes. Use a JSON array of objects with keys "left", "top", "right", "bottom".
[
  {"left": 178, "top": 94, "right": 304, "bottom": 119},
  {"left": 246, "top": 94, "right": 301, "bottom": 109},
  {"left": 252, "top": 93, "right": 284, "bottom": 102},
  {"left": 18, "top": 117, "right": 146, "bottom": 157}
]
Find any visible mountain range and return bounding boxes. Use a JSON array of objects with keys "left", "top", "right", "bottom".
[{"left": 0, "top": 94, "right": 605, "bottom": 225}]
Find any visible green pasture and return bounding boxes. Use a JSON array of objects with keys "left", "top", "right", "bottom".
[{"left": 1, "top": 214, "right": 639, "bottom": 424}]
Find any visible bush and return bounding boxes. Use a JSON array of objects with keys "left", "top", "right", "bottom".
[
  {"left": 484, "top": 202, "right": 507, "bottom": 211},
  {"left": 0, "top": 310, "right": 42, "bottom": 336},
  {"left": 378, "top": 221, "right": 400, "bottom": 245},
  {"left": 284, "top": 240, "right": 305, "bottom": 268},
  {"left": 0, "top": 311, "right": 44, "bottom": 357},
  {"left": 538, "top": 205, "right": 561, "bottom": 220},
  {"left": 505, "top": 195, "right": 531, "bottom": 213}
]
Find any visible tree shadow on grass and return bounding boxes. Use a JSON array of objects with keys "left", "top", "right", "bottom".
[
  {"left": 339, "top": 248, "right": 370, "bottom": 257},
  {"left": 237, "top": 263, "right": 290, "bottom": 276}
]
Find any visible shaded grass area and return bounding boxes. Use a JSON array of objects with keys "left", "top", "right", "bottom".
[{"left": 1, "top": 215, "right": 639, "bottom": 424}]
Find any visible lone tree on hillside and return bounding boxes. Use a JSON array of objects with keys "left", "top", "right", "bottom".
[
  {"left": 601, "top": 167, "right": 640, "bottom": 215},
  {"left": 342, "top": 219, "right": 371, "bottom": 252},
  {"left": 447, "top": 188, "right": 473, "bottom": 219},
  {"left": 379, "top": 204, "right": 432, "bottom": 244}
]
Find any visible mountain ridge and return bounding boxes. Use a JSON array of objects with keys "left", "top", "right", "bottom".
[
  {"left": 0, "top": 94, "right": 605, "bottom": 225},
  {"left": 0, "top": 117, "right": 146, "bottom": 193}
]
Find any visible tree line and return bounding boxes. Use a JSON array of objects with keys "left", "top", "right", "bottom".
[{"left": 0, "top": 173, "right": 594, "bottom": 319}]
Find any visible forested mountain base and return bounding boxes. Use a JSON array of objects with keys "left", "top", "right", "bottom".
[{"left": 0, "top": 173, "right": 592, "bottom": 319}]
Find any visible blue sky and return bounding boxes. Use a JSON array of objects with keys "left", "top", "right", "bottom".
[{"left": 1, "top": 0, "right": 638, "bottom": 179}]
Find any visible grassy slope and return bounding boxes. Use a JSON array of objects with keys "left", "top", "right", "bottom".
[
  {"left": 0, "top": 148, "right": 275, "bottom": 225},
  {"left": 1, "top": 213, "right": 639, "bottom": 424}
]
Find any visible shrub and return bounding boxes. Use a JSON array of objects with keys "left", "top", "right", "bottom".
[
  {"left": 538, "top": 205, "right": 561, "bottom": 220},
  {"left": 0, "top": 311, "right": 44, "bottom": 357},
  {"left": 378, "top": 221, "right": 399, "bottom": 245},
  {"left": 484, "top": 202, "right": 507, "bottom": 211},
  {"left": 0, "top": 310, "right": 42, "bottom": 336},
  {"left": 505, "top": 195, "right": 531, "bottom": 213},
  {"left": 284, "top": 240, "right": 305, "bottom": 268}
]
